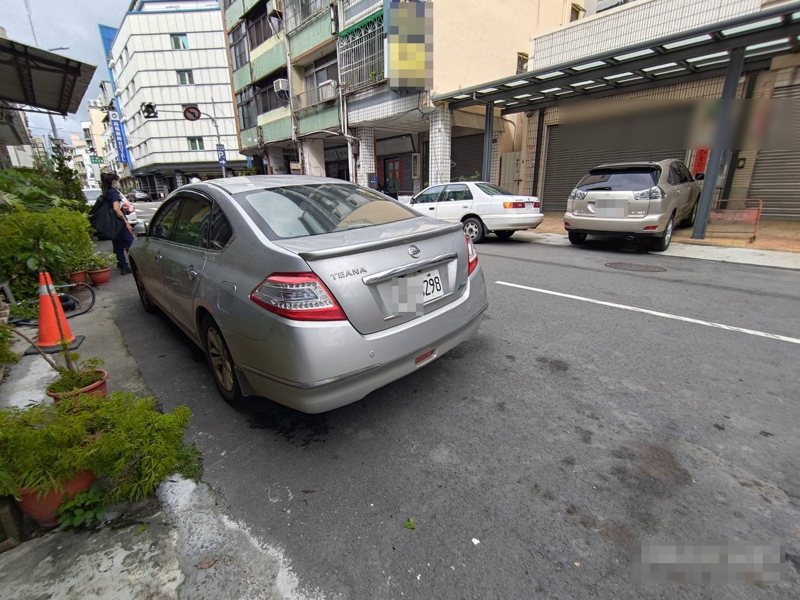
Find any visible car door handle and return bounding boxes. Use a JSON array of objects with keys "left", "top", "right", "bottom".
[
  {"left": 461, "top": 205, "right": 469, "bottom": 208},
  {"left": 428, "top": 207, "right": 435, "bottom": 210},
  {"left": 154, "top": 253, "right": 163, "bottom": 262},
  {"left": 185, "top": 267, "right": 198, "bottom": 280}
]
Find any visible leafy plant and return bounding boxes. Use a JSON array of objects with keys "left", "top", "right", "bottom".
[
  {"left": 58, "top": 485, "right": 106, "bottom": 529},
  {"left": 46, "top": 356, "right": 104, "bottom": 395},
  {"left": 0, "top": 167, "right": 86, "bottom": 214},
  {"left": 0, "top": 207, "right": 94, "bottom": 300},
  {"left": 86, "top": 252, "right": 117, "bottom": 271},
  {"left": 404, "top": 518, "right": 416, "bottom": 530},
  {"left": 0, "top": 324, "right": 18, "bottom": 366}
]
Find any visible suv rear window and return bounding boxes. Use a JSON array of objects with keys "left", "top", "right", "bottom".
[
  {"left": 237, "top": 183, "right": 416, "bottom": 239},
  {"left": 577, "top": 168, "right": 659, "bottom": 192}
]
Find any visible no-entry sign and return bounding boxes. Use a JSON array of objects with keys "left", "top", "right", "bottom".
[{"left": 183, "top": 106, "right": 202, "bottom": 121}]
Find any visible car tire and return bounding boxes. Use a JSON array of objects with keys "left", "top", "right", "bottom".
[
  {"left": 680, "top": 201, "right": 698, "bottom": 228},
  {"left": 203, "top": 318, "right": 242, "bottom": 404},
  {"left": 568, "top": 232, "right": 587, "bottom": 245},
  {"left": 651, "top": 216, "right": 674, "bottom": 252},
  {"left": 131, "top": 263, "right": 157, "bottom": 314},
  {"left": 462, "top": 217, "right": 485, "bottom": 243},
  {"left": 495, "top": 231, "right": 515, "bottom": 241}
]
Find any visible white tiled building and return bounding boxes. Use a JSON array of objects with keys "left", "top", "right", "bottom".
[{"left": 110, "top": 0, "right": 245, "bottom": 195}]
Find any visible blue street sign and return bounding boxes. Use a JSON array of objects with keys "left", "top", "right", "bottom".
[
  {"left": 110, "top": 113, "right": 129, "bottom": 164},
  {"left": 216, "top": 144, "right": 226, "bottom": 166}
]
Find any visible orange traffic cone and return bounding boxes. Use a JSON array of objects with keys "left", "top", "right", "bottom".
[{"left": 24, "top": 272, "right": 84, "bottom": 354}]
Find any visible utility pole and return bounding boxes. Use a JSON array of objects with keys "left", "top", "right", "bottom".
[{"left": 208, "top": 96, "right": 226, "bottom": 179}]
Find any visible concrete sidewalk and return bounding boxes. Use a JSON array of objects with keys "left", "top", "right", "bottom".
[
  {"left": 0, "top": 273, "right": 311, "bottom": 599},
  {"left": 524, "top": 214, "right": 800, "bottom": 270}
]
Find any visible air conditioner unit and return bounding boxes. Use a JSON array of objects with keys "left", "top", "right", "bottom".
[
  {"left": 318, "top": 80, "right": 337, "bottom": 102},
  {"left": 273, "top": 78, "right": 290, "bottom": 94}
]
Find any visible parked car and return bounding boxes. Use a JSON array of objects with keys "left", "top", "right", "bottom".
[
  {"left": 82, "top": 188, "right": 102, "bottom": 205},
  {"left": 121, "top": 196, "right": 139, "bottom": 227},
  {"left": 563, "top": 159, "right": 703, "bottom": 251},
  {"left": 409, "top": 181, "right": 543, "bottom": 243},
  {"left": 128, "top": 189, "right": 149, "bottom": 201},
  {"left": 129, "top": 176, "right": 488, "bottom": 413}
]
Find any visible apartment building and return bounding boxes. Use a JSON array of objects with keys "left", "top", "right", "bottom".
[
  {"left": 222, "top": 0, "right": 585, "bottom": 195},
  {"left": 110, "top": 0, "right": 246, "bottom": 196}
]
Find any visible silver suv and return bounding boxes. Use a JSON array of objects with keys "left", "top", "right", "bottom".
[{"left": 563, "top": 159, "right": 702, "bottom": 251}]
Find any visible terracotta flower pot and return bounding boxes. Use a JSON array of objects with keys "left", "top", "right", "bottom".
[
  {"left": 18, "top": 470, "right": 96, "bottom": 528},
  {"left": 68, "top": 271, "right": 88, "bottom": 284},
  {"left": 88, "top": 268, "right": 112, "bottom": 286},
  {"left": 46, "top": 369, "right": 109, "bottom": 402}
]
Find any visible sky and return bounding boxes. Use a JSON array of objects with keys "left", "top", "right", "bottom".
[{"left": 1, "top": 0, "right": 132, "bottom": 142}]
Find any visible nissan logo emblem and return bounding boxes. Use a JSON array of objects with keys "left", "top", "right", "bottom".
[{"left": 408, "top": 245, "right": 421, "bottom": 258}]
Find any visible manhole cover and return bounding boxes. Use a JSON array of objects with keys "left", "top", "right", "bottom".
[{"left": 605, "top": 262, "right": 667, "bottom": 273}]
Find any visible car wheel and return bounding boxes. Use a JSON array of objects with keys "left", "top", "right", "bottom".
[
  {"left": 568, "top": 232, "right": 587, "bottom": 245},
  {"left": 680, "top": 201, "right": 698, "bottom": 228},
  {"left": 496, "top": 231, "right": 515, "bottom": 241},
  {"left": 131, "top": 263, "right": 157, "bottom": 314},
  {"left": 462, "top": 217, "right": 485, "bottom": 243},
  {"left": 651, "top": 216, "right": 674, "bottom": 252},
  {"left": 203, "top": 318, "right": 242, "bottom": 404}
]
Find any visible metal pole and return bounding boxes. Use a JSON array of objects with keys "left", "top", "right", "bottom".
[
  {"left": 692, "top": 47, "right": 745, "bottom": 239},
  {"left": 208, "top": 97, "right": 225, "bottom": 179},
  {"left": 482, "top": 104, "right": 494, "bottom": 182}
]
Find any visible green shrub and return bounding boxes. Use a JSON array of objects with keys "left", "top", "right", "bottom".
[
  {"left": 0, "top": 207, "right": 94, "bottom": 299},
  {"left": 0, "top": 167, "right": 86, "bottom": 213},
  {"left": 0, "top": 393, "right": 196, "bottom": 504},
  {"left": 0, "top": 325, "right": 18, "bottom": 367}
]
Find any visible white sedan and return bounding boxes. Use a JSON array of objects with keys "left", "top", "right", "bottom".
[{"left": 409, "top": 181, "right": 543, "bottom": 242}]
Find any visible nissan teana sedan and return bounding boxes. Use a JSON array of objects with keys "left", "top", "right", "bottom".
[{"left": 129, "top": 176, "right": 488, "bottom": 413}]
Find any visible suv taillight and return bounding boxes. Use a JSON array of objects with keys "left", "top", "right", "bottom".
[
  {"left": 250, "top": 273, "right": 346, "bottom": 321},
  {"left": 466, "top": 236, "right": 478, "bottom": 275},
  {"left": 633, "top": 186, "right": 664, "bottom": 200}
]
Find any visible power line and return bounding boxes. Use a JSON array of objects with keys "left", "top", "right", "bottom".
[{"left": 23, "top": 0, "right": 39, "bottom": 46}]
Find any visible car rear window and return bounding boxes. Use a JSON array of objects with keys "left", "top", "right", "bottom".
[
  {"left": 476, "top": 183, "right": 514, "bottom": 196},
  {"left": 237, "top": 183, "right": 416, "bottom": 239},
  {"left": 577, "top": 168, "right": 659, "bottom": 192}
]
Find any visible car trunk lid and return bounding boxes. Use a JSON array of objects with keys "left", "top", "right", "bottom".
[
  {"left": 574, "top": 166, "right": 660, "bottom": 219},
  {"left": 274, "top": 219, "right": 469, "bottom": 335}
]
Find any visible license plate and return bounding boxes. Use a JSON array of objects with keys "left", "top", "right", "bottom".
[{"left": 407, "top": 270, "right": 445, "bottom": 303}]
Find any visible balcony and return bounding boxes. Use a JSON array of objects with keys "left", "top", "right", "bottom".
[
  {"left": 337, "top": 14, "right": 384, "bottom": 93},
  {"left": 297, "top": 104, "right": 340, "bottom": 136},
  {"left": 225, "top": 0, "right": 244, "bottom": 30},
  {"left": 258, "top": 106, "right": 293, "bottom": 143},
  {"left": 294, "top": 80, "right": 338, "bottom": 112},
  {"left": 284, "top": 0, "right": 329, "bottom": 33}
]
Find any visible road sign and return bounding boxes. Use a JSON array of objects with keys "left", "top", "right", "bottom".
[
  {"left": 183, "top": 106, "right": 201, "bottom": 121},
  {"left": 216, "top": 144, "right": 226, "bottom": 166},
  {"left": 89, "top": 155, "right": 103, "bottom": 164}
]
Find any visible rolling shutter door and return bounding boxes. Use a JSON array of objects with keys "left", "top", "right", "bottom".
[
  {"left": 451, "top": 134, "right": 483, "bottom": 181},
  {"left": 541, "top": 110, "right": 689, "bottom": 212},
  {"left": 749, "top": 85, "right": 800, "bottom": 220}
]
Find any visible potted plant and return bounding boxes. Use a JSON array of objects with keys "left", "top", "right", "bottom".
[
  {"left": 45, "top": 356, "right": 108, "bottom": 401},
  {"left": 0, "top": 324, "right": 108, "bottom": 401},
  {"left": 0, "top": 402, "right": 97, "bottom": 528},
  {"left": 86, "top": 252, "right": 116, "bottom": 286},
  {"left": 65, "top": 249, "right": 93, "bottom": 284}
]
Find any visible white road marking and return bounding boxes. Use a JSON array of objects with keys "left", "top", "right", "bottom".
[{"left": 496, "top": 281, "right": 800, "bottom": 346}]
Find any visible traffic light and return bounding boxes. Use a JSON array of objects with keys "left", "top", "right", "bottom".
[{"left": 141, "top": 102, "right": 158, "bottom": 119}]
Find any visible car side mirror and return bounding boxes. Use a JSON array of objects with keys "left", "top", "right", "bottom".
[
  {"left": 694, "top": 173, "right": 705, "bottom": 181},
  {"left": 410, "top": 196, "right": 416, "bottom": 204}
]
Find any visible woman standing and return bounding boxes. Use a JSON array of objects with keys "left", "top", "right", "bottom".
[{"left": 99, "top": 172, "right": 135, "bottom": 275}]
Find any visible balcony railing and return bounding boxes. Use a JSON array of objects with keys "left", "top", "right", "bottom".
[
  {"left": 337, "top": 15, "right": 384, "bottom": 92},
  {"left": 294, "top": 80, "right": 338, "bottom": 111},
  {"left": 283, "top": 0, "right": 328, "bottom": 33}
]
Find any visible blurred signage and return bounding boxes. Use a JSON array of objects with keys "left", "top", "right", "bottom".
[
  {"left": 385, "top": 0, "right": 433, "bottom": 89},
  {"left": 109, "top": 113, "right": 129, "bottom": 164}
]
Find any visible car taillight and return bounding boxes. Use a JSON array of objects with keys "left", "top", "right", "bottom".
[
  {"left": 503, "top": 201, "right": 526, "bottom": 209},
  {"left": 531, "top": 200, "right": 541, "bottom": 208},
  {"left": 633, "top": 186, "right": 664, "bottom": 201},
  {"left": 569, "top": 189, "right": 587, "bottom": 201},
  {"left": 250, "top": 273, "right": 346, "bottom": 321},
  {"left": 466, "top": 236, "right": 478, "bottom": 275}
]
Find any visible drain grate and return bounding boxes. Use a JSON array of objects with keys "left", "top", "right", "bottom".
[{"left": 605, "top": 262, "right": 667, "bottom": 273}]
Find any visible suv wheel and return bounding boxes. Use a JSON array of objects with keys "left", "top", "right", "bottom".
[
  {"left": 568, "top": 232, "right": 587, "bottom": 245},
  {"left": 651, "top": 216, "right": 674, "bottom": 252},
  {"left": 681, "top": 201, "right": 698, "bottom": 228},
  {"left": 462, "top": 217, "right": 485, "bottom": 243}
]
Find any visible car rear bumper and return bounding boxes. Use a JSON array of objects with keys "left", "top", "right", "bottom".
[
  {"left": 563, "top": 212, "right": 668, "bottom": 234},
  {"left": 483, "top": 214, "right": 544, "bottom": 231},
  {"left": 236, "top": 267, "right": 489, "bottom": 413}
]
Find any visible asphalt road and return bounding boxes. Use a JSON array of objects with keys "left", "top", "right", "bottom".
[{"left": 109, "top": 235, "right": 800, "bottom": 599}]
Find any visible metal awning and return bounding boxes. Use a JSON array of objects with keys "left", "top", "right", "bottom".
[
  {"left": 0, "top": 37, "right": 96, "bottom": 115},
  {"left": 434, "top": 2, "right": 800, "bottom": 115}
]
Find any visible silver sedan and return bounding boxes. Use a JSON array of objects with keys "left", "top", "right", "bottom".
[{"left": 129, "top": 176, "right": 488, "bottom": 413}]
